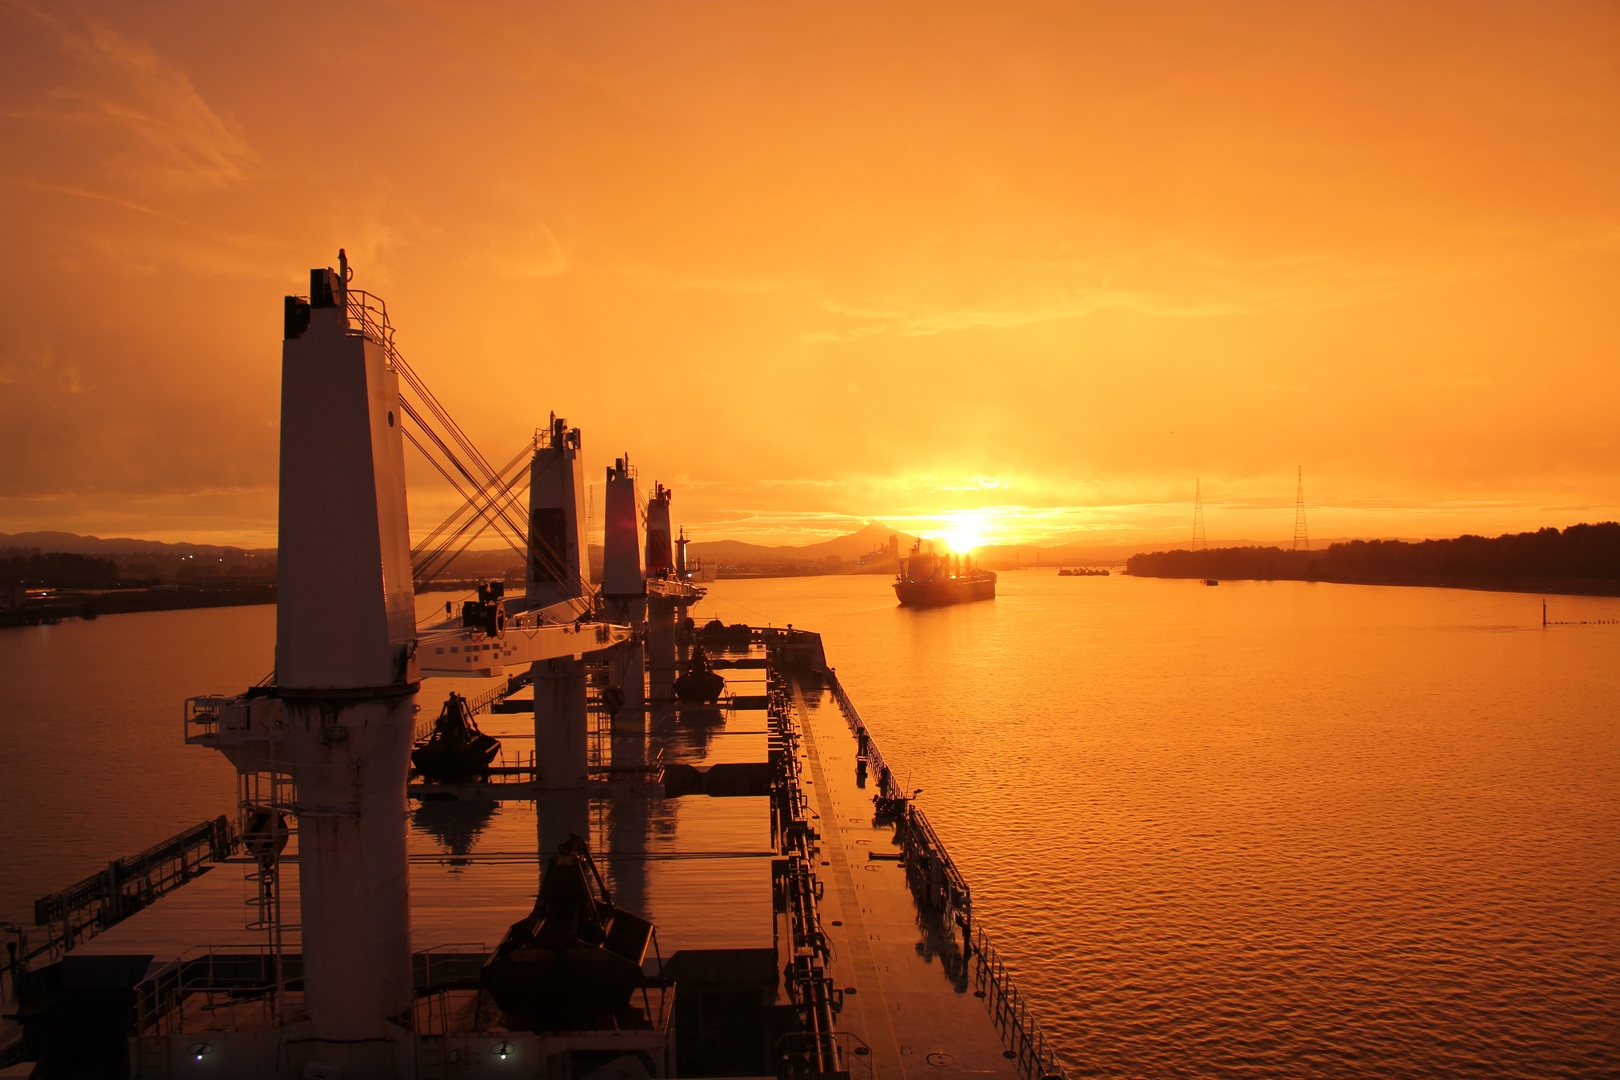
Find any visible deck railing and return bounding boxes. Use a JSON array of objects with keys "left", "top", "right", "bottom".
[
  {"left": 342, "top": 288, "right": 396, "bottom": 360},
  {"left": 826, "top": 668, "right": 902, "bottom": 800},
  {"left": 823, "top": 667, "right": 1071, "bottom": 1080},
  {"left": 33, "top": 816, "right": 234, "bottom": 930},
  {"left": 3, "top": 818, "right": 239, "bottom": 1012},
  {"left": 972, "top": 926, "right": 1068, "bottom": 1080}
]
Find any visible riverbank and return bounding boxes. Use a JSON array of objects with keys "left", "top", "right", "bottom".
[
  {"left": 0, "top": 585, "right": 275, "bottom": 627},
  {"left": 1125, "top": 525, "right": 1620, "bottom": 597},
  {"left": 1124, "top": 570, "right": 1620, "bottom": 597}
]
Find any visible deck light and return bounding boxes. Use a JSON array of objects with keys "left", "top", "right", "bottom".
[
  {"left": 188, "top": 1042, "right": 213, "bottom": 1061},
  {"left": 493, "top": 1041, "right": 515, "bottom": 1060}
]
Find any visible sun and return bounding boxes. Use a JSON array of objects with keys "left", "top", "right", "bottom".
[{"left": 941, "top": 513, "right": 989, "bottom": 553}]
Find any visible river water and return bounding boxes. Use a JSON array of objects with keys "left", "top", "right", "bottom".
[{"left": 2, "top": 574, "right": 1616, "bottom": 1077}]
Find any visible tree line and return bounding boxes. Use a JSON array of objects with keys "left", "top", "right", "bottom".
[
  {"left": 1125, "top": 522, "right": 1620, "bottom": 588},
  {"left": 1, "top": 549, "right": 121, "bottom": 588}
]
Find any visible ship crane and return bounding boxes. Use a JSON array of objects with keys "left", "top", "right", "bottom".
[{"left": 182, "top": 252, "right": 632, "bottom": 1061}]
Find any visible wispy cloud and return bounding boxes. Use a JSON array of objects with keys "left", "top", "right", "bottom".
[
  {"left": 802, "top": 246, "right": 1498, "bottom": 343},
  {"left": 476, "top": 222, "right": 571, "bottom": 279},
  {"left": 615, "top": 237, "right": 1504, "bottom": 346},
  {"left": 5, "top": 3, "right": 257, "bottom": 193}
]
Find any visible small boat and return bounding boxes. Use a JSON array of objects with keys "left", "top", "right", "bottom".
[
  {"left": 674, "top": 645, "right": 726, "bottom": 703},
  {"left": 1202, "top": 578, "right": 1220, "bottom": 586},
  {"left": 411, "top": 692, "right": 500, "bottom": 783}
]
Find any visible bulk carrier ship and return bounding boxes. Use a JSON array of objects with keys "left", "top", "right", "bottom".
[
  {"left": 893, "top": 541, "right": 997, "bottom": 607},
  {"left": 0, "top": 255, "right": 1062, "bottom": 1080}
]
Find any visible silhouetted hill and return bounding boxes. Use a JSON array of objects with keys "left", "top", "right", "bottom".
[
  {"left": 688, "top": 521, "right": 917, "bottom": 568},
  {"left": 1125, "top": 523, "right": 1620, "bottom": 596},
  {"left": 0, "top": 531, "right": 274, "bottom": 557}
]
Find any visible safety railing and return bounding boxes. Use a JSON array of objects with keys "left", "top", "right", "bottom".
[
  {"left": 775, "top": 1030, "right": 873, "bottom": 1080},
  {"left": 33, "top": 816, "right": 235, "bottom": 929},
  {"left": 901, "top": 806, "right": 972, "bottom": 935},
  {"left": 342, "top": 288, "right": 396, "bottom": 359},
  {"left": 973, "top": 926, "right": 1068, "bottom": 1080},
  {"left": 183, "top": 695, "right": 223, "bottom": 742},
  {"left": 823, "top": 667, "right": 1070, "bottom": 1080},
  {"left": 826, "top": 668, "right": 902, "bottom": 800},
  {"left": 4, "top": 818, "right": 240, "bottom": 1012},
  {"left": 132, "top": 944, "right": 303, "bottom": 1036}
]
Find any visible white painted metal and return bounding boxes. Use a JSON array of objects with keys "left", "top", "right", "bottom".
[
  {"left": 648, "top": 595, "right": 678, "bottom": 702},
  {"left": 600, "top": 457, "right": 644, "bottom": 598},
  {"left": 533, "top": 656, "right": 589, "bottom": 789},
  {"left": 644, "top": 483, "right": 674, "bottom": 579},
  {"left": 525, "top": 415, "right": 590, "bottom": 614},
  {"left": 417, "top": 616, "right": 625, "bottom": 678},
  {"left": 608, "top": 636, "right": 647, "bottom": 713},
  {"left": 183, "top": 258, "right": 636, "bottom": 1066},
  {"left": 274, "top": 272, "right": 417, "bottom": 1044},
  {"left": 277, "top": 305, "right": 415, "bottom": 690}
]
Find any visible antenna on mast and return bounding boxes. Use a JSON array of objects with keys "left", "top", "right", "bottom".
[
  {"left": 1292, "top": 466, "right": 1309, "bottom": 552},
  {"left": 1192, "top": 478, "right": 1207, "bottom": 551}
]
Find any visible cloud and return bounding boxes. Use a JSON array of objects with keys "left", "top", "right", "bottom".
[
  {"left": 803, "top": 247, "right": 1483, "bottom": 343},
  {"left": 0, "top": 343, "right": 89, "bottom": 394},
  {"left": 479, "top": 222, "right": 571, "bottom": 279},
  {"left": 7, "top": 4, "right": 257, "bottom": 193}
]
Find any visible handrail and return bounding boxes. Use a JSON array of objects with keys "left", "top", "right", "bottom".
[
  {"left": 901, "top": 805, "right": 972, "bottom": 931},
  {"left": 34, "top": 817, "right": 234, "bottom": 926},
  {"left": 827, "top": 669, "right": 903, "bottom": 800},
  {"left": 3, "top": 818, "right": 239, "bottom": 1010},
  {"left": 132, "top": 943, "right": 303, "bottom": 1035},
  {"left": 822, "top": 666, "right": 1070, "bottom": 1080},
  {"left": 342, "top": 289, "right": 396, "bottom": 361},
  {"left": 973, "top": 926, "right": 1069, "bottom": 1080}
]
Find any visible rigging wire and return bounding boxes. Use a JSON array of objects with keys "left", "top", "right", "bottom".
[
  {"left": 400, "top": 417, "right": 526, "bottom": 563},
  {"left": 393, "top": 361, "right": 590, "bottom": 600},
  {"left": 342, "top": 289, "right": 587, "bottom": 602},
  {"left": 411, "top": 439, "right": 532, "bottom": 563}
]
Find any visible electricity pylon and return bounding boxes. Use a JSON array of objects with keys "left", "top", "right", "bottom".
[
  {"left": 1192, "top": 478, "right": 1207, "bottom": 550},
  {"left": 1292, "top": 466, "right": 1309, "bottom": 552}
]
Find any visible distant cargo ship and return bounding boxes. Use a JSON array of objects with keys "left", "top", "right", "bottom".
[{"left": 894, "top": 539, "right": 997, "bottom": 606}]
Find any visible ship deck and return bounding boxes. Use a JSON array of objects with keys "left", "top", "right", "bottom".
[
  {"left": 786, "top": 675, "right": 1019, "bottom": 1079},
  {"left": 52, "top": 633, "right": 1050, "bottom": 1079}
]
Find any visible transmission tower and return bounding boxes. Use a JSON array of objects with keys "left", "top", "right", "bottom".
[
  {"left": 1192, "top": 478, "right": 1207, "bottom": 550},
  {"left": 1292, "top": 465, "right": 1309, "bottom": 551}
]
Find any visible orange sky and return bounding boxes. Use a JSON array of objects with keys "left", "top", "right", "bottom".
[{"left": 2, "top": 1, "right": 1617, "bottom": 550}]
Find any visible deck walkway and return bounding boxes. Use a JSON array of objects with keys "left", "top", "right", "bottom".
[{"left": 790, "top": 676, "right": 1020, "bottom": 1080}]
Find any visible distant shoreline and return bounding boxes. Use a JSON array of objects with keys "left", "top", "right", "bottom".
[
  {"left": 0, "top": 585, "right": 276, "bottom": 628},
  {"left": 1124, "top": 525, "right": 1620, "bottom": 599},
  {"left": 1122, "top": 570, "right": 1620, "bottom": 598}
]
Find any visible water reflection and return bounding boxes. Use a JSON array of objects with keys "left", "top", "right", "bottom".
[{"left": 411, "top": 798, "right": 498, "bottom": 863}]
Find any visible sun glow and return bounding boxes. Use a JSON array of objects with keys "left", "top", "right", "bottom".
[{"left": 941, "top": 513, "right": 990, "bottom": 553}]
